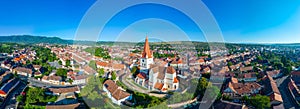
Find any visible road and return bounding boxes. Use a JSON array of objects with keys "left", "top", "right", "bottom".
[
  {"left": 168, "top": 98, "right": 197, "bottom": 108},
  {"left": 0, "top": 80, "right": 27, "bottom": 109},
  {"left": 119, "top": 73, "right": 149, "bottom": 94},
  {"left": 276, "top": 76, "right": 300, "bottom": 109}
]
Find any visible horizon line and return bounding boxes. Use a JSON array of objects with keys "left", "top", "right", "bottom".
[{"left": 1, "top": 34, "right": 299, "bottom": 45}]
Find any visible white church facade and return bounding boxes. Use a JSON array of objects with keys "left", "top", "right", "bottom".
[{"left": 135, "top": 36, "right": 179, "bottom": 92}]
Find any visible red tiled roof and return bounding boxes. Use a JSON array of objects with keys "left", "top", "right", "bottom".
[
  {"left": 231, "top": 77, "right": 238, "bottom": 83},
  {"left": 166, "top": 66, "right": 176, "bottom": 74},
  {"left": 0, "top": 90, "right": 6, "bottom": 95},
  {"left": 129, "top": 53, "right": 136, "bottom": 57},
  {"left": 33, "top": 65, "right": 41, "bottom": 69},
  {"left": 112, "top": 64, "right": 125, "bottom": 70},
  {"left": 112, "top": 89, "right": 130, "bottom": 100},
  {"left": 48, "top": 86, "right": 79, "bottom": 94},
  {"left": 137, "top": 73, "right": 146, "bottom": 79},
  {"left": 243, "top": 72, "right": 256, "bottom": 78},
  {"left": 162, "top": 88, "right": 167, "bottom": 91},
  {"left": 267, "top": 70, "right": 281, "bottom": 77},
  {"left": 141, "top": 36, "right": 152, "bottom": 58},
  {"left": 48, "top": 75, "right": 62, "bottom": 81},
  {"left": 103, "top": 80, "right": 130, "bottom": 100},
  {"left": 154, "top": 82, "right": 164, "bottom": 90},
  {"left": 198, "top": 59, "right": 205, "bottom": 63},
  {"left": 240, "top": 66, "right": 253, "bottom": 72},
  {"left": 83, "top": 65, "right": 97, "bottom": 74},
  {"left": 270, "top": 93, "right": 283, "bottom": 102},
  {"left": 173, "top": 77, "right": 179, "bottom": 83},
  {"left": 96, "top": 61, "right": 108, "bottom": 67},
  {"left": 46, "top": 103, "right": 80, "bottom": 109},
  {"left": 14, "top": 67, "right": 32, "bottom": 74},
  {"left": 203, "top": 67, "right": 210, "bottom": 73},
  {"left": 14, "top": 57, "right": 21, "bottom": 62},
  {"left": 228, "top": 82, "right": 261, "bottom": 95}
]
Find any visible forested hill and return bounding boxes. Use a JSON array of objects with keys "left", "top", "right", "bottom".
[{"left": 0, "top": 35, "right": 72, "bottom": 44}]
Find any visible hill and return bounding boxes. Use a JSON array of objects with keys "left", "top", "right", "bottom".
[{"left": 0, "top": 35, "right": 72, "bottom": 44}]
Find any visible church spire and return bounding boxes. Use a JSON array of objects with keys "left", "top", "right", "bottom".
[{"left": 142, "top": 36, "right": 152, "bottom": 58}]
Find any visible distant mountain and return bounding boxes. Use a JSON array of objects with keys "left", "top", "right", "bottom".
[
  {"left": 270, "top": 43, "right": 300, "bottom": 47},
  {"left": 1, "top": 35, "right": 299, "bottom": 46},
  {"left": 0, "top": 35, "right": 72, "bottom": 44}
]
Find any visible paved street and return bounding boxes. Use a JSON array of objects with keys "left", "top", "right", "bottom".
[
  {"left": 276, "top": 76, "right": 300, "bottom": 109},
  {"left": 119, "top": 73, "right": 149, "bottom": 94},
  {"left": 168, "top": 98, "right": 197, "bottom": 108}
]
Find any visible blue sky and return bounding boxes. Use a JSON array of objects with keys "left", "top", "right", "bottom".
[{"left": 0, "top": 0, "right": 300, "bottom": 43}]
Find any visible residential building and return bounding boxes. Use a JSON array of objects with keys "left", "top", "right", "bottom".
[
  {"left": 46, "top": 103, "right": 80, "bottom": 109},
  {"left": 261, "top": 75, "right": 283, "bottom": 105},
  {"left": 213, "top": 100, "right": 248, "bottom": 109},
  {"left": 13, "top": 67, "right": 33, "bottom": 77},
  {"left": 103, "top": 80, "right": 132, "bottom": 105},
  {"left": 223, "top": 81, "right": 262, "bottom": 100},
  {"left": 0, "top": 78, "right": 20, "bottom": 97},
  {"left": 46, "top": 86, "right": 80, "bottom": 95},
  {"left": 267, "top": 70, "right": 282, "bottom": 79},
  {"left": 72, "top": 75, "right": 86, "bottom": 85}
]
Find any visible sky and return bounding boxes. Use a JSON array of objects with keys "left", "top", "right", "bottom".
[{"left": 0, "top": 0, "right": 300, "bottom": 43}]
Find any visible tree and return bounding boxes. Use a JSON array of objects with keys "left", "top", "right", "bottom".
[
  {"left": 198, "top": 77, "right": 210, "bottom": 92},
  {"left": 283, "top": 65, "right": 293, "bottom": 75},
  {"left": 25, "top": 87, "right": 57, "bottom": 104},
  {"left": 257, "top": 55, "right": 263, "bottom": 61},
  {"left": 131, "top": 66, "right": 139, "bottom": 77},
  {"left": 87, "top": 91, "right": 102, "bottom": 101},
  {"left": 205, "top": 85, "right": 220, "bottom": 100},
  {"left": 16, "top": 95, "right": 24, "bottom": 102},
  {"left": 227, "top": 62, "right": 233, "bottom": 67},
  {"left": 80, "top": 76, "right": 104, "bottom": 101},
  {"left": 249, "top": 95, "right": 271, "bottom": 109},
  {"left": 98, "top": 68, "right": 105, "bottom": 76},
  {"left": 26, "top": 60, "right": 31, "bottom": 65},
  {"left": 242, "top": 96, "right": 249, "bottom": 103},
  {"left": 148, "top": 102, "right": 169, "bottom": 109},
  {"left": 194, "top": 77, "right": 211, "bottom": 97},
  {"left": 14, "top": 71, "right": 18, "bottom": 77},
  {"left": 68, "top": 78, "right": 73, "bottom": 84},
  {"left": 84, "top": 47, "right": 111, "bottom": 59},
  {"left": 274, "top": 62, "right": 284, "bottom": 70},
  {"left": 111, "top": 71, "right": 117, "bottom": 80},
  {"left": 88, "top": 60, "right": 97, "bottom": 70},
  {"left": 56, "top": 68, "right": 68, "bottom": 79},
  {"left": 25, "top": 87, "right": 46, "bottom": 104},
  {"left": 99, "top": 77, "right": 107, "bottom": 84},
  {"left": 66, "top": 60, "right": 71, "bottom": 67},
  {"left": 58, "top": 60, "right": 62, "bottom": 65}
]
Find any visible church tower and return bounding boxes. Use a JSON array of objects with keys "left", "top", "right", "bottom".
[{"left": 140, "top": 36, "right": 154, "bottom": 73}]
